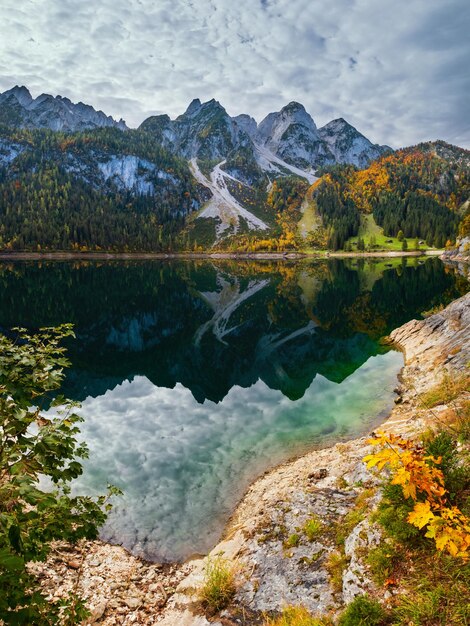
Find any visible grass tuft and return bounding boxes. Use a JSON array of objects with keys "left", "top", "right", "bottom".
[
  {"left": 284, "top": 533, "right": 301, "bottom": 549},
  {"left": 337, "top": 595, "right": 389, "bottom": 626},
  {"left": 197, "top": 554, "right": 237, "bottom": 615},
  {"left": 366, "top": 544, "right": 399, "bottom": 586},
  {"left": 303, "top": 515, "right": 323, "bottom": 541},
  {"left": 325, "top": 551, "right": 350, "bottom": 594}
]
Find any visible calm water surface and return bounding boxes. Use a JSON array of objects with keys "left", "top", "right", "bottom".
[{"left": 0, "top": 257, "right": 467, "bottom": 561}]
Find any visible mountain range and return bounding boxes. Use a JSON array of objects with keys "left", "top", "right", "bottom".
[
  {"left": 0, "top": 85, "right": 467, "bottom": 252},
  {"left": 0, "top": 86, "right": 389, "bottom": 174}
]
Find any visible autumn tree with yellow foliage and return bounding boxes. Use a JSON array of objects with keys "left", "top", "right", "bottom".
[{"left": 364, "top": 432, "right": 470, "bottom": 558}]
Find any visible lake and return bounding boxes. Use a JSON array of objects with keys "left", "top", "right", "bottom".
[{"left": 0, "top": 256, "right": 467, "bottom": 562}]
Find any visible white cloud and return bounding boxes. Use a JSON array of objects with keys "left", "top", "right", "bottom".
[
  {"left": 69, "top": 351, "right": 402, "bottom": 561},
  {"left": 0, "top": 0, "right": 468, "bottom": 147}
]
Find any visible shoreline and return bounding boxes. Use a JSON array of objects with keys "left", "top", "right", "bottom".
[
  {"left": 31, "top": 291, "right": 470, "bottom": 625},
  {"left": 153, "top": 291, "right": 469, "bottom": 625},
  {"left": 0, "top": 249, "right": 443, "bottom": 261}
]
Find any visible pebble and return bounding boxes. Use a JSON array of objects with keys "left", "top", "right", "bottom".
[{"left": 124, "top": 596, "right": 143, "bottom": 610}]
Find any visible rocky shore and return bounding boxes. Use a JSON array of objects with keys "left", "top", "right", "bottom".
[
  {"left": 33, "top": 292, "right": 470, "bottom": 625},
  {"left": 441, "top": 237, "right": 470, "bottom": 279}
]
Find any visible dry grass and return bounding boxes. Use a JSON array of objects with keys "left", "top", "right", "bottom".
[
  {"left": 325, "top": 551, "right": 350, "bottom": 594},
  {"left": 420, "top": 373, "right": 469, "bottom": 409},
  {"left": 264, "top": 606, "right": 333, "bottom": 626}
]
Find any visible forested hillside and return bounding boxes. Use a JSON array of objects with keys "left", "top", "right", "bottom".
[
  {"left": 309, "top": 143, "right": 469, "bottom": 249},
  {"left": 0, "top": 115, "right": 468, "bottom": 253},
  {"left": 0, "top": 126, "right": 206, "bottom": 251}
]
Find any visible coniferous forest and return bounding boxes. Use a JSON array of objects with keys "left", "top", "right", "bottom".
[
  {"left": 0, "top": 126, "right": 205, "bottom": 251},
  {"left": 0, "top": 120, "right": 468, "bottom": 252}
]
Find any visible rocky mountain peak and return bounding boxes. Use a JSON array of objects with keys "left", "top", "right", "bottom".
[
  {"left": 233, "top": 114, "right": 257, "bottom": 138},
  {"left": 257, "top": 101, "right": 317, "bottom": 141},
  {"left": 184, "top": 98, "right": 202, "bottom": 116},
  {"left": 181, "top": 98, "right": 225, "bottom": 120},
  {"left": 0, "top": 84, "right": 393, "bottom": 173},
  {"left": 0, "top": 85, "right": 128, "bottom": 132},
  {"left": 319, "top": 118, "right": 358, "bottom": 136},
  {"left": 317, "top": 118, "right": 388, "bottom": 168},
  {"left": 278, "top": 102, "right": 317, "bottom": 129},
  {"left": 255, "top": 102, "right": 321, "bottom": 169},
  {"left": 0, "top": 85, "right": 33, "bottom": 107}
]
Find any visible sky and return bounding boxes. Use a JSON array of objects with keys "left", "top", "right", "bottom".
[{"left": 0, "top": 0, "right": 469, "bottom": 149}]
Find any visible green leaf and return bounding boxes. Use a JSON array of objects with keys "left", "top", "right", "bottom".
[
  {"left": 0, "top": 548, "right": 24, "bottom": 572},
  {"left": 8, "top": 525, "right": 23, "bottom": 554}
]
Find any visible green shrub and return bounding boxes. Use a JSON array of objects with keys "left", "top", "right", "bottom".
[
  {"left": 338, "top": 595, "right": 389, "bottom": 625},
  {"left": 424, "top": 432, "right": 470, "bottom": 506},
  {"left": 374, "top": 484, "right": 422, "bottom": 545}
]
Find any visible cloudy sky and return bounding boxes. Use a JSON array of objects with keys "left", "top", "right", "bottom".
[{"left": 0, "top": 0, "right": 469, "bottom": 148}]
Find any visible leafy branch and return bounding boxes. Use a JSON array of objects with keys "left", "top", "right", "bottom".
[
  {"left": 364, "top": 432, "right": 470, "bottom": 559},
  {"left": 0, "top": 325, "right": 121, "bottom": 625}
]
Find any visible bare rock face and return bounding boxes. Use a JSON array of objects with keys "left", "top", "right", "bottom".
[
  {"left": 390, "top": 292, "right": 470, "bottom": 394},
  {"left": 441, "top": 238, "right": 470, "bottom": 279},
  {"left": 317, "top": 118, "right": 390, "bottom": 169},
  {"left": 256, "top": 102, "right": 327, "bottom": 169},
  {"left": 342, "top": 517, "right": 381, "bottom": 603}
]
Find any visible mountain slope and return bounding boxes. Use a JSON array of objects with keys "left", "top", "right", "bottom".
[
  {"left": 308, "top": 143, "right": 469, "bottom": 250},
  {"left": 317, "top": 118, "right": 391, "bottom": 168},
  {"left": 0, "top": 126, "right": 206, "bottom": 251}
]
